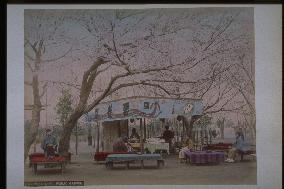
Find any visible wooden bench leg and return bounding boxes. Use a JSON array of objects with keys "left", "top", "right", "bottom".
[
  {"left": 33, "top": 164, "right": 37, "bottom": 175},
  {"left": 61, "top": 163, "right": 64, "bottom": 174},
  {"left": 141, "top": 160, "right": 144, "bottom": 169},
  {"left": 106, "top": 162, "right": 113, "bottom": 169},
  {"left": 157, "top": 160, "right": 164, "bottom": 168},
  {"left": 157, "top": 160, "right": 160, "bottom": 168}
]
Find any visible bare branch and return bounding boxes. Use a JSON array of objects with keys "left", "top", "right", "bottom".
[
  {"left": 108, "top": 81, "right": 171, "bottom": 97},
  {"left": 24, "top": 62, "right": 35, "bottom": 72},
  {"left": 25, "top": 52, "right": 35, "bottom": 61},
  {"left": 25, "top": 38, "right": 38, "bottom": 54},
  {"left": 235, "top": 55, "right": 255, "bottom": 91},
  {"left": 42, "top": 46, "right": 73, "bottom": 63},
  {"left": 143, "top": 79, "right": 196, "bottom": 84},
  {"left": 204, "top": 104, "right": 245, "bottom": 115},
  {"left": 203, "top": 12, "right": 240, "bottom": 51},
  {"left": 40, "top": 80, "right": 81, "bottom": 90},
  {"left": 228, "top": 70, "right": 255, "bottom": 113}
]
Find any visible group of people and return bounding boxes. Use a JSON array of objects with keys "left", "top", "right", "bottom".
[
  {"left": 40, "top": 125, "right": 175, "bottom": 156},
  {"left": 41, "top": 125, "right": 249, "bottom": 163},
  {"left": 178, "top": 128, "right": 250, "bottom": 163},
  {"left": 112, "top": 126, "right": 175, "bottom": 153}
]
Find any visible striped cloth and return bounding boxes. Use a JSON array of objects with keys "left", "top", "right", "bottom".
[{"left": 184, "top": 151, "right": 225, "bottom": 164}]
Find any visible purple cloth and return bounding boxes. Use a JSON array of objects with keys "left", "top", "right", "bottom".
[{"left": 184, "top": 151, "right": 225, "bottom": 164}]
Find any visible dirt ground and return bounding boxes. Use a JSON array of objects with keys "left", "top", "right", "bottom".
[{"left": 25, "top": 153, "right": 257, "bottom": 186}]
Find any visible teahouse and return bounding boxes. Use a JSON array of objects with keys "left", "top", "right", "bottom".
[{"left": 83, "top": 96, "right": 203, "bottom": 153}]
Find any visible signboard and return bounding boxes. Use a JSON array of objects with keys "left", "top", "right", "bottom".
[{"left": 84, "top": 96, "right": 203, "bottom": 122}]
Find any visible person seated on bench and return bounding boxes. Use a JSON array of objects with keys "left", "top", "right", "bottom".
[
  {"left": 130, "top": 128, "right": 140, "bottom": 141},
  {"left": 41, "top": 128, "right": 58, "bottom": 159},
  {"left": 113, "top": 136, "right": 135, "bottom": 153},
  {"left": 225, "top": 129, "right": 249, "bottom": 163},
  {"left": 179, "top": 137, "right": 194, "bottom": 162}
]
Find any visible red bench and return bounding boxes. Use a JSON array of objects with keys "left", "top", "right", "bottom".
[
  {"left": 237, "top": 150, "right": 256, "bottom": 161},
  {"left": 29, "top": 152, "right": 72, "bottom": 167},
  {"left": 94, "top": 151, "right": 131, "bottom": 162},
  {"left": 203, "top": 143, "right": 233, "bottom": 151},
  {"left": 30, "top": 156, "right": 66, "bottom": 174}
]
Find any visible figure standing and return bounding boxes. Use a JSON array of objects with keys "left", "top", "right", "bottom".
[{"left": 162, "top": 125, "right": 175, "bottom": 153}]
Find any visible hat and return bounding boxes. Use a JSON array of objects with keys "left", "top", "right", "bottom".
[{"left": 46, "top": 128, "right": 51, "bottom": 132}]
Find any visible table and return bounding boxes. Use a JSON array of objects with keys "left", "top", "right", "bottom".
[
  {"left": 30, "top": 156, "right": 66, "bottom": 174},
  {"left": 129, "top": 143, "right": 141, "bottom": 152},
  {"left": 144, "top": 143, "right": 169, "bottom": 154},
  {"left": 105, "top": 154, "right": 164, "bottom": 169},
  {"left": 184, "top": 151, "right": 225, "bottom": 165}
]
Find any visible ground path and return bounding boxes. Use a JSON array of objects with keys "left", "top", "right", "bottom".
[{"left": 25, "top": 152, "right": 256, "bottom": 185}]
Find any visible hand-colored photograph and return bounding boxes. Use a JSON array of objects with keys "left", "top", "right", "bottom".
[{"left": 24, "top": 7, "right": 256, "bottom": 186}]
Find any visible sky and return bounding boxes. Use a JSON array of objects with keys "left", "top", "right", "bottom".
[{"left": 24, "top": 7, "right": 254, "bottom": 128}]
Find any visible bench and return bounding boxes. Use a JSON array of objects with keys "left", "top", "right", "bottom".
[
  {"left": 30, "top": 156, "right": 66, "bottom": 175},
  {"left": 28, "top": 152, "right": 72, "bottom": 166},
  {"left": 105, "top": 154, "right": 165, "bottom": 169},
  {"left": 237, "top": 150, "right": 256, "bottom": 161},
  {"left": 94, "top": 151, "right": 131, "bottom": 162},
  {"left": 203, "top": 143, "right": 233, "bottom": 152}
]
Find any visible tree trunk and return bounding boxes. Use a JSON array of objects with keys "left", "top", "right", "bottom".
[
  {"left": 24, "top": 122, "right": 39, "bottom": 160},
  {"left": 24, "top": 75, "right": 42, "bottom": 160},
  {"left": 220, "top": 118, "right": 225, "bottom": 139},
  {"left": 58, "top": 110, "right": 84, "bottom": 156},
  {"left": 58, "top": 122, "right": 74, "bottom": 156}
]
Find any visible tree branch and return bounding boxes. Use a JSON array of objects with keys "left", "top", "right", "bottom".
[
  {"left": 42, "top": 46, "right": 73, "bottom": 63},
  {"left": 24, "top": 62, "right": 35, "bottom": 72},
  {"left": 40, "top": 80, "right": 81, "bottom": 90},
  {"left": 204, "top": 104, "right": 245, "bottom": 115}
]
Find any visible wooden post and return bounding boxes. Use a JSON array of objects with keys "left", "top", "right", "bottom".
[
  {"left": 140, "top": 118, "right": 143, "bottom": 153},
  {"left": 127, "top": 120, "right": 129, "bottom": 138},
  {"left": 100, "top": 122, "right": 104, "bottom": 151},
  {"left": 182, "top": 118, "right": 185, "bottom": 142},
  {"left": 118, "top": 121, "right": 121, "bottom": 137},
  {"left": 96, "top": 122, "right": 100, "bottom": 152},
  {"left": 33, "top": 142, "right": 36, "bottom": 153},
  {"left": 75, "top": 122, "right": 78, "bottom": 155},
  {"left": 143, "top": 118, "right": 146, "bottom": 140}
]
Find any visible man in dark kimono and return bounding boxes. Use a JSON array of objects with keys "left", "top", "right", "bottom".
[{"left": 162, "top": 126, "right": 174, "bottom": 153}]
